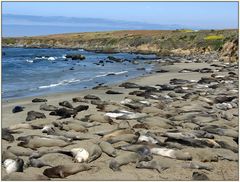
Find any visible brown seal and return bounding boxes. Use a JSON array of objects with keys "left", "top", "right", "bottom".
[{"left": 43, "top": 163, "right": 91, "bottom": 178}]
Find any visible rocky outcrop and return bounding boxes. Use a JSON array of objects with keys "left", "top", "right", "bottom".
[{"left": 219, "top": 39, "right": 238, "bottom": 63}]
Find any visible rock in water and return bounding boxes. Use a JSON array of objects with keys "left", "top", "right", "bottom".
[
  {"left": 66, "top": 54, "right": 86, "bottom": 60},
  {"left": 26, "top": 111, "right": 46, "bottom": 121}
]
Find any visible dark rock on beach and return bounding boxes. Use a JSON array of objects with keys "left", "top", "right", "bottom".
[{"left": 12, "top": 106, "right": 25, "bottom": 113}]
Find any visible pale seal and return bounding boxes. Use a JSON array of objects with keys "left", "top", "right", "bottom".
[{"left": 3, "top": 158, "right": 24, "bottom": 174}]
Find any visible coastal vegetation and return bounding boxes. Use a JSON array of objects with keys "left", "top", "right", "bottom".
[{"left": 3, "top": 29, "right": 238, "bottom": 58}]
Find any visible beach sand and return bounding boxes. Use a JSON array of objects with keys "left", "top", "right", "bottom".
[{"left": 2, "top": 61, "right": 238, "bottom": 180}]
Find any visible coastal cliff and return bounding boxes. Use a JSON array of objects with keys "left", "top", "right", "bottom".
[{"left": 2, "top": 29, "right": 238, "bottom": 61}]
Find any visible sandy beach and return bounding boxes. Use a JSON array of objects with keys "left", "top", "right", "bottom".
[{"left": 2, "top": 58, "right": 238, "bottom": 180}]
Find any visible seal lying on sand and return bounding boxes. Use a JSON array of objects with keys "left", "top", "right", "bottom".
[
  {"left": 181, "top": 161, "right": 214, "bottom": 171},
  {"left": 136, "top": 160, "right": 169, "bottom": 173},
  {"left": 27, "top": 158, "right": 52, "bottom": 168},
  {"left": 17, "top": 135, "right": 72, "bottom": 149},
  {"left": 8, "top": 123, "right": 42, "bottom": 130},
  {"left": 3, "top": 158, "right": 24, "bottom": 174},
  {"left": 43, "top": 163, "right": 92, "bottom": 178},
  {"left": 3, "top": 172, "right": 50, "bottom": 180},
  {"left": 26, "top": 111, "right": 46, "bottom": 121},
  {"left": 87, "top": 144, "right": 102, "bottom": 163},
  {"left": 99, "top": 141, "right": 117, "bottom": 157},
  {"left": 150, "top": 147, "right": 192, "bottom": 160},
  {"left": 57, "top": 148, "right": 89, "bottom": 163},
  {"left": 2, "top": 128, "right": 15, "bottom": 142},
  {"left": 109, "top": 152, "right": 152, "bottom": 171}
]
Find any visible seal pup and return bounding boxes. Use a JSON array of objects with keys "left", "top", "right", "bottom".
[
  {"left": 3, "top": 158, "right": 24, "bottom": 174},
  {"left": 99, "top": 141, "right": 117, "bottom": 157},
  {"left": 136, "top": 160, "right": 169, "bottom": 173},
  {"left": 43, "top": 163, "right": 91, "bottom": 178},
  {"left": 87, "top": 144, "right": 102, "bottom": 163},
  {"left": 109, "top": 152, "right": 153, "bottom": 171}
]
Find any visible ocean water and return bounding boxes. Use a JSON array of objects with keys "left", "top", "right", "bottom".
[{"left": 2, "top": 48, "right": 156, "bottom": 99}]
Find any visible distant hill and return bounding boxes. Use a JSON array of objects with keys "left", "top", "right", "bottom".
[{"left": 2, "top": 14, "right": 185, "bottom": 37}]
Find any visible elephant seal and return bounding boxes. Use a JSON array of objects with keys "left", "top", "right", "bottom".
[
  {"left": 17, "top": 135, "right": 72, "bottom": 149},
  {"left": 107, "top": 134, "right": 139, "bottom": 144},
  {"left": 12, "top": 106, "right": 25, "bottom": 113},
  {"left": 118, "top": 144, "right": 152, "bottom": 156},
  {"left": 99, "top": 141, "right": 117, "bottom": 157},
  {"left": 49, "top": 108, "right": 77, "bottom": 119},
  {"left": 2, "top": 149, "right": 18, "bottom": 161},
  {"left": 8, "top": 123, "right": 42, "bottom": 130},
  {"left": 2, "top": 128, "right": 15, "bottom": 142},
  {"left": 32, "top": 98, "right": 47, "bottom": 102},
  {"left": 26, "top": 111, "right": 46, "bottom": 121},
  {"left": 182, "top": 161, "right": 214, "bottom": 171},
  {"left": 3, "top": 158, "right": 24, "bottom": 174},
  {"left": 40, "top": 104, "right": 58, "bottom": 111},
  {"left": 192, "top": 171, "right": 209, "bottom": 180},
  {"left": 109, "top": 152, "right": 153, "bottom": 171},
  {"left": 3, "top": 172, "right": 50, "bottom": 180},
  {"left": 59, "top": 101, "right": 73, "bottom": 109},
  {"left": 27, "top": 158, "right": 52, "bottom": 168},
  {"left": 70, "top": 148, "right": 89, "bottom": 162},
  {"left": 74, "top": 105, "right": 89, "bottom": 112},
  {"left": 150, "top": 148, "right": 192, "bottom": 160},
  {"left": 64, "top": 122, "right": 88, "bottom": 133},
  {"left": 136, "top": 160, "right": 169, "bottom": 173},
  {"left": 84, "top": 94, "right": 101, "bottom": 100},
  {"left": 87, "top": 144, "right": 102, "bottom": 163},
  {"left": 43, "top": 163, "right": 91, "bottom": 178}
]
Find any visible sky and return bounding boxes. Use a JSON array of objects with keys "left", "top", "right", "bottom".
[
  {"left": 2, "top": 2, "right": 238, "bottom": 37},
  {"left": 2, "top": 2, "right": 238, "bottom": 28}
]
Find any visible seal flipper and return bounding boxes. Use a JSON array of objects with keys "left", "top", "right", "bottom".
[
  {"left": 59, "top": 170, "right": 65, "bottom": 178},
  {"left": 109, "top": 160, "right": 121, "bottom": 171}
]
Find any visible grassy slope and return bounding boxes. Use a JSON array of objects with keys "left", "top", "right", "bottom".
[{"left": 2, "top": 29, "right": 238, "bottom": 55}]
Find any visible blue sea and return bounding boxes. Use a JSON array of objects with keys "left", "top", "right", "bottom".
[{"left": 2, "top": 48, "right": 156, "bottom": 99}]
